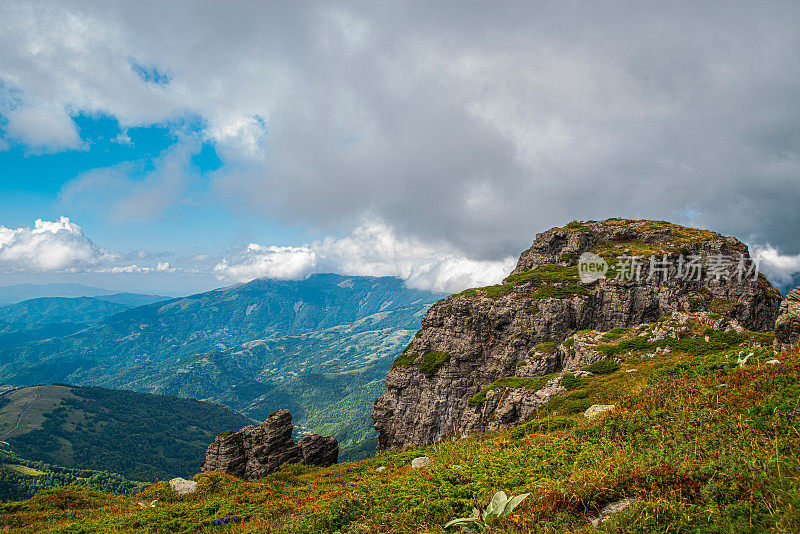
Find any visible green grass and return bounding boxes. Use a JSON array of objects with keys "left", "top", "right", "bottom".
[
  {"left": 533, "top": 342, "right": 558, "bottom": 354},
  {"left": 5, "top": 346, "right": 800, "bottom": 533},
  {"left": 581, "top": 360, "right": 621, "bottom": 374},
  {"left": 596, "top": 328, "right": 771, "bottom": 359},
  {"left": 560, "top": 373, "right": 588, "bottom": 391},
  {"left": 391, "top": 353, "right": 418, "bottom": 368},
  {"left": 468, "top": 375, "right": 555, "bottom": 407},
  {"left": 457, "top": 264, "right": 590, "bottom": 301},
  {"left": 419, "top": 352, "right": 449, "bottom": 378}
]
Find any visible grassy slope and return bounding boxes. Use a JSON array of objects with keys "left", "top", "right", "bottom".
[{"left": 3, "top": 337, "right": 800, "bottom": 533}]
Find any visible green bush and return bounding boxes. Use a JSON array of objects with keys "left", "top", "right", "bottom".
[
  {"left": 392, "top": 353, "right": 418, "bottom": 368},
  {"left": 420, "top": 351, "right": 450, "bottom": 377},
  {"left": 534, "top": 342, "right": 559, "bottom": 354},
  {"left": 560, "top": 373, "right": 589, "bottom": 390},
  {"left": 582, "top": 360, "right": 621, "bottom": 374},
  {"left": 564, "top": 398, "right": 594, "bottom": 413}
]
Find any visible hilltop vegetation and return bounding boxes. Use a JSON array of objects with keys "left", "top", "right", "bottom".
[
  {"left": 0, "top": 385, "right": 253, "bottom": 482},
  {"left": 0, "top": 450, "right": 146, "bottom": 502},
  {"left": 2, "top": 338, "right": 798, "bottom": 532}
]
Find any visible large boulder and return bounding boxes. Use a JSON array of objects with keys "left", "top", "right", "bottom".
[
  {"left": 202, "top": 409, "right": 320, "bottom": 481},
  {"left": 775, "top": 287, "right": 800, "bottom": 351},
  {"left": 372, "top": 219, "right": 782, "bottom": 451},
  {"left": 298, "top": 435, "right": 339, "bottom": 467}
]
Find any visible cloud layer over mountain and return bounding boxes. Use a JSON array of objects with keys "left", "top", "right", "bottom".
[{"left": 2, "top": 2, "right": 799, "bottom": 259}]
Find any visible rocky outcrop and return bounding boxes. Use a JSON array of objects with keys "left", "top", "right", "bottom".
[
  {"left": 372, "top": 219, "right": 782, "bottom": 451},
  {"left": 298, "top": 435, "right": 339, "bottom": 467},
  {"left": 202, "top": 410, "right": 337, "bottom": 480},
  {"left": 774, "top": 287, "right": 800, "bottom": 351}
]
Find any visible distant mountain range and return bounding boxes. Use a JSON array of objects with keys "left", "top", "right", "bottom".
[
  {"left": 0, "top": 283, "right": 172, "bottom": 305},
  {"left": 0, "top": 294, "right": 171, "bottom": 349},
  {"left": 0, "top": 274, "right": 441, "bottom": 461}
]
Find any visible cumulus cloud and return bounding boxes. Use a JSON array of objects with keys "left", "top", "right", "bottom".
[
  {"left": 0, "top": 217, "right": 115, "bottom": 272},
  {"left": 214, "top": 222, "right": 516, "bottom": 293},
  {"left": 0, "top": 1, "right": 798, "bottom": 260},
  {"left": 751, "top": 245, "right": 800, "bottom": 290},
  {"left": 214, "top": 244, "right": 317, "bottom": 282}
]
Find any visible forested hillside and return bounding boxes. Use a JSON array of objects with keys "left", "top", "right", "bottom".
[{"left": 0, "top": 385, "right": 253, "bottom": 481}]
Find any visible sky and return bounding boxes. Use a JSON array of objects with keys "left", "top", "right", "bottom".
[{"left": 0, "top": 1, "right": 799, "bottom": 295}]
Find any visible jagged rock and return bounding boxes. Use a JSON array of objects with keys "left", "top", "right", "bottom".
[
  {"left": 767, "top": 359, "right": 781, "bottom": 365},
  {"left": 202, "top": 409, "right": 336, "bottom": 481},
  {"left": 375, "top": 466, "right": 386, "bottom": 473},
  {"left": 584, "top": 404, "right": 615, "bottom": 419},
  {"left": 372, "top": 219, "right": 781, "bottom": 451},
  {"left": 774, "top": 287, "right": 800, "bottom": 351},
  {"left": 480, "top": 376, "right": 564, "bottom": 431},
  {"left": 411, "top": 456, "right": 431, "bottom": 469},
  {"left": 298, "top": 434, "right": 339, "bottom": 467},
  {"left": 169, "top": 477, "right": 197, "bottom": 494}
]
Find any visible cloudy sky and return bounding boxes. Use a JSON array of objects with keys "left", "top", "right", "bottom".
[{"left": 1, "top": 1, "right": 799, "bottom": 294}]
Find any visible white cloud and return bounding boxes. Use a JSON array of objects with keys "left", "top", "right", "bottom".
[
  {"left": 213, "top": 221, "right": 516, "bottom": 293},
  {"left": 3, "top": 105, "right": 83, "bottom": 153},
  {"left": 213, "top": 244, "right": 317, "bottom": 282},
  {"left": 0, "top": 217, "right": 115, "bottom": 272},
  {"left": 752, "top": 244, "right": 800, "bottom": 288}
]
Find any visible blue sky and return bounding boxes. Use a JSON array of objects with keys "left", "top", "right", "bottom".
[{"left": 1, "top": 2, "right": 799, "bottom": 295}]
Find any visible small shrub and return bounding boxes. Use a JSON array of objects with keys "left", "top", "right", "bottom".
[
  {"left": 582, "top": 360, "right": 621, "bottom": 374},
  {"left": 561, "top": 373, "right": 588, "bottom": 390},
  {"left": 392, "top": 354, "right": 418, "bottom": 369},
  {"left": 525, "top": 305, "right": 539, "bottom": 315},
  {"left": 420, "top": 351, "right": 450, "bottom": 377},
  {"left": 534, "top": 342, "right": 559, "bottom": 354},
  {"left": 564, "top": 398, "right": 594, "bottom": 413},
  {"left": 216, "top": 430, "right": 234, "bottom": 438}
]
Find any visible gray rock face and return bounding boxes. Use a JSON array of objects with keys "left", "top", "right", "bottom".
[
  {"left": 202, "top": 409, "right": 337, "bottom": 480},
  {"left": 775, "top": 287, "right": 800, "bottom": 352},
  {"left": 372, "top": 219, "right": 781, "bottom": 451},
  {"left": 298, "top": 434, "right": 339, "bottom": 467}
]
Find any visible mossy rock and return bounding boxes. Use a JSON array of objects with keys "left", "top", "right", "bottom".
[
  {"left": 392, "top": 353, "right": 418, "bottom": 369},
  {"left": 534, "top": 342, "right": 559, "bottom": 354},
  {"left": 468, "top": 375, "right": 555, "bottom": 406},
  {"left": 420, "top": 351, "right": 449, "bottom": 377}
]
